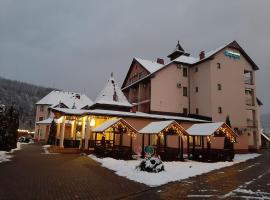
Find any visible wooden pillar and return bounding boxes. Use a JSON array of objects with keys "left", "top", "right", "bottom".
[
  {"left": 148, "top": 134, "right": 151, "bottom": 146},
  {"left": 142, "top": 134, "right": 145, "bottom": 157},
  {"left": 180, "top": 135, "right": 184, "bottom": 160},
  {"left": 113, "top": 130, "right": 116, "bottom": 148},
  {"left": 60, "top": 116, "right": 66, "bottom": 148},
  {"left": 120, "top": 132, "right": 123, "bottom": 146},
  {"left": 130, "top": 133, "right": 133, "bottom": 152},
  {"left": 202, "top": 136, "right": 204, "bottom": 151},
  {"left": 81, "top": 117, "right": 86, "bottom": 149},
  {"left": 187, "top": 136, "right": 190, "bottom": 159},
  {"left": 84, "top": 117, "right": 90, "bottom": 150},
  {"left": 94, "top": 132, "right": 97, "bottom": 147},
  {"left": 192, "top": 136, "right": 195, "bottom": 158}
]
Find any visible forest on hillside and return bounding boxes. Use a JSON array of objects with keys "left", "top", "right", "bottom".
[{"left": 0, "top": 76, "right": 54, "bottom": 130}]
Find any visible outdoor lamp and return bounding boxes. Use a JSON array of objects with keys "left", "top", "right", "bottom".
[{"left": 90, "top": 118, "right": 96, "bottom": 127}]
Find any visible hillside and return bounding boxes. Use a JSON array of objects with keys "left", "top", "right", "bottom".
[{"left": 0, "top": 76, "right": 55, "bottom": 130}]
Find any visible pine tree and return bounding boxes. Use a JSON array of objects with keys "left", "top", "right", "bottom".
[
  {"left": 224, "top": 115, "right": 234, "bottom": 150},
  {"left": 47, "top": 119, "right": 57, "bottom": 145}
]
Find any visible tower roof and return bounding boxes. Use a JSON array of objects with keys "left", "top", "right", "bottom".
[
  {"left": 167, "top": 41, "right": 186, "bottom": 60},
  {"left": 93, "top": 73, "right": 132, "bottom": 108}
]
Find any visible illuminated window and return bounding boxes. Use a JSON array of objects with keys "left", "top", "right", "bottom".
[{"left": 189, "top": 136, "right": 201, "bottom": 146}]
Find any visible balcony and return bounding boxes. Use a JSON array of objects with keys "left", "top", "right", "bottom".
[
  {"left": 244, "top": 77, "right": 253, "bottom": 85},
  {"left": 247, "top": 119, "right": 257, "bottom": 128}
]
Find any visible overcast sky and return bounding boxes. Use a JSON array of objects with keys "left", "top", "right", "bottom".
[{"left": 0, "top": 0, "right": 269, "bottom": 113}]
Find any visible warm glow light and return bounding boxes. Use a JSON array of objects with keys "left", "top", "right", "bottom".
[{"left": 90, "top": 118, "right": 96, "bottom": 127}]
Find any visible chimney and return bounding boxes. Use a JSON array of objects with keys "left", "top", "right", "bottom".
[
  {"left": 157, "top": 58, "right": 164, "bottom": 65},
  {"left": 199, "top": 51, "right": 205, "bottom": 60}
]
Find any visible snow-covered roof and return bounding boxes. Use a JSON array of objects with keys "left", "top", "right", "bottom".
[
  {"left": 94, "top": 74, "right": 132, "bottom": 108},
  {"left": 186, "top": 122, "right": 225, "bottom": 136},
  {"left": 93, "top": 118, "right": 121, "bottom": 132},
  {"left": 134, "top": 57, "right": 164, "bottom": 73},
  {"left": 36, "top": 90, "right": 93, "bottom": 109},
  {"left": 52, "top": 107, "right": 208, "bottom": 122},
  {"left": 139, "top": 120, "right": 175, "bottom": 134},
  {"left": 261, "top": 132, "right": 270, "bottom": 142},
  {"left": 36, "top": 118, "right": 54, "bottom": 124}
]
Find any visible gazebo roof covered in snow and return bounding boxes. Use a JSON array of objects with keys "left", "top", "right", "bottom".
[
  {"left": 139, "top": 120, "right": 187, "bottom": 135},
  {"left": 36, "top": 90, "right": 93, "bottom": 109},
  {"left": 92, "top": 118, "right": 137, "bottom": 133},
  {"left": 90, "top": 73, "right": 132, "bottom": 111},
  {"left": 186, "top": 122, "right": 238, "bottom": 138}
]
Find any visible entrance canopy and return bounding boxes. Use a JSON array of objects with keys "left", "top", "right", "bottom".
[
  {"left": 139, "top": 120, "right": 187, "bottom": 136},
  {"left": 186, "top": 122, "right": 237, "bottom": 142},
  {"left": 93, "top": 118, "right": 137, "bottom": 134}
]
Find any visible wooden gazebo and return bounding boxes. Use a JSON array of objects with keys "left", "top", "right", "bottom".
[
  {"left": 139, "top": 120, "right": 188, "bottom": 161},
  {"left": 92, "top": 118, "right": 137, "bottom": 159},
  {"left": 186, "top": 122, "right": 238, "bottom": 161}
]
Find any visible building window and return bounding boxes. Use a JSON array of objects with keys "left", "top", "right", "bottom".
[
  {"left": 183, "top": 108, "right": 188, "bottom": 115},
  {"left": 183, "top": 87, "right": 188, "bottom": 96},
  {"left": 196, "top": 108, "right": 199, "bottom": 114},
  {"left": 183, "top": 68, "right": 188, "bottom": 77},
  {"left": 217, "top": 63, "right": 221, "bottom": 69},
  {"left": 195, "top": 87, "right": 199, "bottom": 93},
  {"left": 189, "top": 136, "right": 201, "bottom": 146},
  {"left": 218, "top": 107, "right": 222, "bottom": 114},
  {"left": 39, "top": 117, "right": 43, "bottom": 121},
  {"left": 195, "top": 67, "right": 198, "bottom": 72},
  {"left": 40, "top": 105, "right": 44, "bottom": 112},
  {"left": 218, "top": 84, "right": 222, "bottom": 90}
]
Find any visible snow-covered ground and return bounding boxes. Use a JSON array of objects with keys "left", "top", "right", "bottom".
[
  {"left": 89, "top": 154, "right": 260, "bottom": 187},
  {"left": 0, "top": 142, "right": 24, "bottom": 164}
]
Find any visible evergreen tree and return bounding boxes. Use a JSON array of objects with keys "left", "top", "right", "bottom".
[
  {"left": 0, "top": 105, "right": 19, "bottom": 151},
  {"left": 47, "top": 119, "right": 57, "bottom": 145},
  {"left": 224, "top": 115, "right": 234, "bottom": 150}
]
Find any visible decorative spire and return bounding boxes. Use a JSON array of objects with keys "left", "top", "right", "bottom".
[
  {"left": 111, "top": 72, "right": 114, "bottom": 78},
  {"left": 176, "top": 40, "right": 184, "bottom": 52},
  {"left": 72, "top": 102, "right": 76, "bottom": 109}
]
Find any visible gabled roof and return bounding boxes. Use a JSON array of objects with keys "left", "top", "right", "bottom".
[
  {"left": 134, "top": 57, "right": 164, "bottom": 73},
  {"left": 36, "top": 90, "right": 93, "bottom": 109},
  {"left": 187, "top": 122, "right": 237, "bottom": 138},
  {"left": 139, "top": 120, "right": 187, "bottom": 135},
  {"left": 93, "top": 74, "right": 132, "bottom": 108},
  {"left": 261, "top": 132, "right": 270, "bottom": 142},
  {"left": 139, "top": 120, "right": 174, "bottom": 134},
  {"left": 92, "top": 118, "right": 137, "bottom": 133},
  {"left": 174, "top": 40, "right": 259, "bottom": 70}
]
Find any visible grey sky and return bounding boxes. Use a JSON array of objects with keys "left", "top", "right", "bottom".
[{"left": 0, "top": 0, "right": 269, "bottom": 113}]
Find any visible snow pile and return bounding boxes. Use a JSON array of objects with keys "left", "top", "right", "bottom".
[
  {"left": 89, "top": 154, "right": 260, "bottom": 187},
  {"left": 0, "top": 151, "right": 13, "bottom": 163},
  {"left": 0, "top": 142, "right": 24, "bottom": 163},
  {"left": 42, "top": 145, "right": 59, "bottom": 154},
  {"left": 136, "top": 156, "right": 164, "bottom": 173}
]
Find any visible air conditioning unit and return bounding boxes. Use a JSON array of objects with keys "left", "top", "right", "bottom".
[
  {"left": 177, "top": 64, "right": 182, "bottom": 69},
  {"left": 177, "top": 83, "right": 182, "bottom": 88}
]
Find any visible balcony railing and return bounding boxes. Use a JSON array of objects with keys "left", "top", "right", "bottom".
[{"left": 247, "top": 119, "right": 257, "bottom": 128}]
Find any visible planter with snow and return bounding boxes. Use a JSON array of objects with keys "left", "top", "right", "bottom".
[{"left": 136, "top": 156, "right": 165, "bottom": 173}]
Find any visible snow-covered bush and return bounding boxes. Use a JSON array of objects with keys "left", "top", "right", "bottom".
[{"left": 136, "top": 156, "right": 165, "bottom": 173}]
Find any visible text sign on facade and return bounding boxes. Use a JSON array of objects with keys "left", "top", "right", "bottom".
[{"left": 224, "top": 50, "right": 240, "bottom": 59}]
